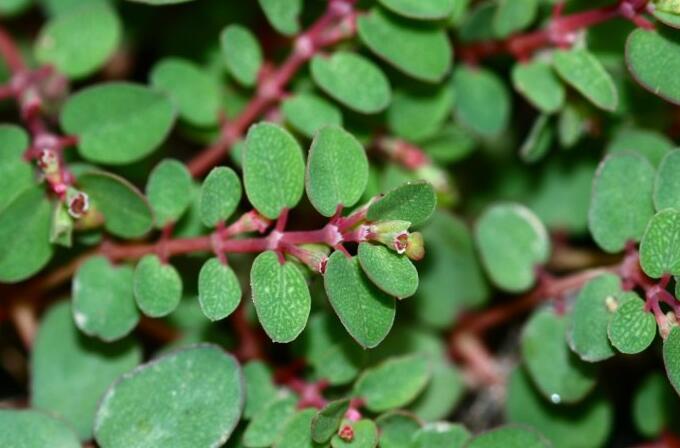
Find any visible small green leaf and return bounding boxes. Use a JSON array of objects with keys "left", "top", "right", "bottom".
[
  {"left": 493, "top": 0, "right": 538, "bottom": 38},
  {"left": 475, "top": 203, "right": 550, "bottom": 293},
  {"left": 626, "top": 28, "right": 680, "bottom": 104},
  {"left": 367, "top": 180, "right": 436, "bottom": 226},
  {"left": 200, "top": 167, "right": 242, "bottom": 227},
  {"left": 250, "top": 251, "right": 311, "bottom": 343},
  {"left": 589, "top": 153, "right": 655, "bottom": 253},
  {"left": 519, "top": 114, "right": 553, "bottom": 163},
  {"left": 354, "top": 354, "right": 430, "bottom": 412},
  {"left": 557, "top": 102, "right": 587, "bottom": 148},
  {"left": 511, "top": 61, "right": 565, "bottom": 114},
  {"left": 198, "top": 257, "right": 242, "bottom": 321},
  {"left": 357, "top": 8, "right": 452, "bottom": 83},
  {"left": 331, "top": 419, "right": 378, "bottom": 448},
  {"left": 387, "top": 85, "right": 455, "bottom": 142},
  {"left": 221, "top": 24, "right": 262, "bottom": 87},
  {"left": 281, "top": 93, "right": 343, "bottom": 138},
  {"left": 466, "top": 426, "right": 549, "bottom": 448},
  {"left": 258, "top": 0, "right": 301, "bottom": 35},
  {"left": 420, "top": 124, "right": 476, "bottom": 164},
  {"left": 31, "top": 302, "right": 142, "bottom": 440},
  {"left": 125, "top": 0, "right": 198, "bottom": 4},
  {"left": 146, "top": 159, "right": 192, "bottom": 227},
  {"left": 310, "top": 52, "right": 391, "bottom": 114},
  {"left": 150, "top": 58, "right": 221, "bottom": 127},
  {"left": 640, "top": 209, "right": 680, "bottom": 278},
  {"left": 324, "top": 251, "right": 396, "bottom": 348},
  {"left": 608, "top": 295, "right": 656, "bottom": 354},
  {"left": 312, "top": 398, "right": 351, "bottom": 443},
  {"left": 244, "top": 392, "right": 298, "bottom": 448},
  {"left": 0, "top": 124, "right": 34, "bottom": 212},
  {"left": 655, "top": 150, "right": 680, "bottom": 211},
  {"left": 306, "top": 125, "right": 368, "bottom": 217},
  {"left": 79, "top": 170, "right": 154, "bottom": 238},
  {"left": 409, "top": 358, "right": 464, "bottom": 421},
  {"left": 34, "top": 3, "right": 120, "bottom": 79},
  {"left": 94, "top": 345, "right": 244, "bottom": 448},
  {"left": 358, "top": 242, "right": 418, "bottom": 298},
  {"left": 633, "top": 372, "right": 680, "bottom": 437},
  {"left": 453, "top": 66, "right": 511, "bottom": 137},
  {"left": 275, "top": 409, "right": 318, "bottom": 448},
  {"left": 663, "top": 326, "right": 680, "bottom": 396},
  {"left": 133, "top": 255, "right": 182, "bottom": 318},
  {"left": 652, "top": 8, "right": 680, "bottom": 29},
  {"left": 411, "top": 422, "right": 470, "bottom": 448},
  {"left": 0, "top": 0, "right": 32, "bottom": 16},
  {"left": 0, "top": 409, "right": 80, "bottom": 448},
  {"left": 553, "top": 49, "right": 618, "bottom": 111},
  {"left": 376, "top": 411, "right": 421, "bottom": 448},
  {"left": 61, "top": 82, "right": 176, "bottom": 165},
  {"left": 378, "top": 0, "right": 454, "bottom": 19},
  {"left": 243, "top": 361, "right": 278, "bottom": 420},
  {"left": 243, "top": 122, "right": 305, "bottom": 219},
  {"left": 607, "top": 127, "right": 673, "bottom": 168}
]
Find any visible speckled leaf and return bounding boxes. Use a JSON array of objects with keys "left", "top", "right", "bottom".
[
  {"left": 608, "top": 295, "right": 656, "bottom": 354},
  {"left": 357, "top": 8, "right": 452, "bottom": 83},
  {"left": 475, "top": 203, "right": 550, "bottom": 293},
  {"left": 0, "top": 410, "right": 80, "bottom": 448},
  {"left": 221, "top": 24, "right": 262, "bottom": 87},
  {"left": 589, "top": 153, "right": 655, "bottom": 253},
  {"left": 553, "top": 49, "right": 618, "bottom": 111},
  {"left": 493, "top": 0, "right": 538, "bottom": 38},
  {"left": 61, "top": 82, "right": 175, "bottom": 165},
  {"left": 655, "top": 150, "right": 680, "bottom": 211},
  {"left": 367, "top": 180, "right": 436, "bottom": 226},
  {"left": 331, "top": 419, "right": 378, "bottom": 448},
  {"left": 0, "top": 124, "right": 34, "bottom": 212},
  {"left": 378, "top": 0, "right": 453, "bottom": 19},
  {"left": 411, "top": 422, "right": 470, "bottom": 448},
  {"left": 244, "top": 392, "right": 298, "bottom": 447},
  {"left": 306, "top": 125, "right": 368, "bottom": 217},
  {"left": 311, "top": 398, "right": 351, "bottom": 443},
  {"left": 200, "top": 167, "right": 242, "bottom": 227},
  {"left": 511, "top": 61, "right": 565, "bottom": 114},
  {"left": 358, "top": 242, "right": 418, "bottom": 298},
  {"left": 466, "top": 426, "right": 549, "bottom": 448},
  {"left": 640, "top": 209, "right": 680, "bottom": 278},
  {"left": 664, "top": 326, "right": 680, "bottom": 396},
  {"left": 243, "top": 123, "right": 305, "bottom": 219},
  {"left": 79, "top": 170, "right": 154, "bottom": 238},
  {"left": 453, "top": 66, "right": 511, "bottom": 137},
  {"left": 250, "top": 251, "right": 311, "bottom": 343},
  {"left": 324, "top": 251, "right": 396, "bottom": 348},
  {"left": 198, "top": 257, "right": 242, "bottom": 321},
  {"left": 133, "top": 255, "right": 182, "bottom": 317},
  {"left": 31, "top": 302, "right": 142, "bottom": 440},
  {"left": 146, "top": 159, "right": 192, "bottom": 227},
  {"left": 243, "top": 361, "right": 278, "bottom": 420},
  {"left": 275, "top": 409, "right": 317, "bottom": 448},
  {"left": 282, "top": 93, "right": 343, "bottom": 138},
  {"left": 310, "top": 52, "right": 391, "bottom": 114},
  {"left": 387, "top": 85, "right": 455, "bottom": 142},
  {"left": 94, "top": 345, "right": 244, "bottom": 448},
  {"left": 258, "top": 0, "right": 301, "bottom": 35},
  {"left": 607, "top": 127, "right": 673, "bottom": 167},
  {"left": 73, "top": 256, "right": 139, "bottom": 341},
  {"left": 626, "top": 28, "right": 680, "bottom": 104}
]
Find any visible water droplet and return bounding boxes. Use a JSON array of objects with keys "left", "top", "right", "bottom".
[{"left": 550, "top": 393, "right": 561, "bottom": 404}]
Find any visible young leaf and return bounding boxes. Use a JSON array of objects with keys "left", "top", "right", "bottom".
[
  {"left": 244, "top": 392, "right": 298, "bottom": 447},
  {"left": 94, "top": 345, "right": 244, "bottom": 448},
  {"left": 626, "top": 28, "right": 680, "bottom": 105},
  {"left": 376, "top": 411, "right": 421, "bottom": 448},
  {"left": 519, "top": 114, "right": 553, "bottom": 163},
  {"left": 357, "top": 8, "right": 452, "bottom": 83},
  {"left": 367, "top": 180, "right": 436, "bottom": 226},
  {"left": 640, "top": 209, "right": 680, "bottom": 278},
  {"left": 312, "top": 399, "right": 351, "bottom": 444},
  {"left": 453, "top": 66, "right": 511, "bottom": 137},
  {"left": 306, "top": 125, "right": 368, "bottom": 217},
  {"left": 243, "top": 122, "right": 305, "bottom": 219},
  {"left": 79, "top": 170, "right": 154, "bottom": 238},
  {"left": 146, "top": 159, "right": 192, "bottom": 227},
  {"left": 243, "top": 361, "right": 278, "bottom": 420},
  {"left": 588, "top": 153, "right": 655, "bottom": 253},
  {"left": 663, "top": 326, "right": 680, "bottom": 396},
  {"left": 493, "top": 0, "right": 538, "bottom": 38},
  {"left": 411, "top": 422, "right": 470, "bottom": 448},
  {"left": 655, "top": 150, "right": 680, "bottom": 211},
  {"left": 324, "top": 251, "right": 396, "bottom": 348},
  {"left": 200, "top": 167, "right": 242, "bottom": 227},
  {"left": 133, "top": 255, "right": 182, "bottom": 317},
  {"left": 31, "top": 302, "right": 142, "bottom": 440},
  {"left": 331, "top": 419, "right": 378, "bottom": 448},
  {"left": 73, "top": 256, "right": 140, "bottom": 341},
  {"left": 198, "top": 257, "right": 242, "bottom": 321},
  {"left": 358, "top": 242, "right": 418, "bottom": 298},
  {"left": 258, "top": 0, "right": 301, "bottom": 35},
  {"left": 150, "top": 58, "right": 221, "bottom": 127},
  {"left": 0, "top": 410, "right": 81, "bottom": 448},
  {"left": 378, "top": 0, "right": 454, "bottom": 20},
  {"left": 474, "top": 203, "right": 550, "bottom": 293},
  {"left": 0, "top": 124, "right": 34, "bottom": 212},
  {"left": 354, "top": 354, "right": 430, "bottom": 412},
  {"left": 221, "top": 24, "right": 262, "bottom": 87},
  {"left": 466, "top": 426, "right": 549, "bottom": 448},
  {"left": 511, "top": 61, "right": 565, "bottom": 114},
  {"left": 275, "top": 409, "right": 318, "bottom": 448},
  {"left": 387, "top": 85, "right": 455, "bottom": 142},
  {"left": 608, "top": 295, "right": 656, "bottom": 354},
  {"left": 282, "top": 95, "right": 342, "bottom": 139},
  {"left": 250, "top": 251, "right": 311, "bottom": 343},
  {"left": 310, "top": 52, "right": 391, "bottom": 114},
  {"left": 553, "top": 49, "right": 618, "bottom": 111}
]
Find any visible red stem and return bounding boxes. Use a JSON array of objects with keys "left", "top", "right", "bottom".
[{"left": 0, "top": 25, "right": 24, "bottom": 73}]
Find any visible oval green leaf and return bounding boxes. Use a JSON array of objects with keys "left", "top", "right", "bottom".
[
  {"left": 133, "top": 254, "right": 182, "bottom": 317},
  {"left": 553, "top": 48, "right": 618, "bottom": 111},
  {"left": 331, "top": 419, "right": 378, "bottom": 448},
  {"left": 244, "top": 392, "right": 298, "bottom": 447},
  {"left": 221, "top": 24, "right": 262, "bottom": 87},
  {"left": 146, "top": 159, "right": 192, "bottom": 227},
  {"left": 663, "top": 326, "right": 680, "bottom": 396},
  {"left": 626, "top": 28, "right": 680, "bottom": 105},
  {"left": 311, "top": 398, "right": 351, "bottom": 444},
  {"left": 281, "top": 93, "right": 343, "bottom": 138},
  {"left": 511, "top": 61, "right": 565, "bottom": 114},
  {"left": 0, "top": 124, "right": 34, "bottom": 212},
  {"left": 640, "top": 209, "right": 680, "bottom": 278},
  {"left": 0, "top": 409, "right": 80, "bottom": 448},
  {"left": 198, "top": 257, "right": 242, "bottom": 321},
  {"left": 655, "top": 150, "right": 680, "bottom": 211},
  {"left": 378, "top": 0, "right": 454, "bottom": 19},
  {"left": 466, "top": 426, "right": 549, "bottom": 448},
  {"left": 367, "top": 180, "right": 436, "bottom": 226},
  {"left": 387, "top": 85, "right": 455, "bottom": 142},
  {"left": 453, "top": 66, "right": 511, "bottom": 137},
  {"left": 258, "top": 0, "right": 301, "bottom": 35},
  {"left": 200, "top": 166, "right": 242, "bottom": 227},
  {"left": 358, "top": 242, "right": 418, "bottom": 298},
  {"left": 608, "top": 295, "right": 656, "bottom": 354}
]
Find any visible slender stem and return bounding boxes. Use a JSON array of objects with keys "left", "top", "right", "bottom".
[{"left": 0, "top": 25, "right": 24, "bottom": 73}]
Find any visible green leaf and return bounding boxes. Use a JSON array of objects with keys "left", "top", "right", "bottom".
[
  {"left": 243, "top": 122, "right": 305, "bottom": 219},
  {"left": 378, "top": 0, "right": 454, "bottom": 19},
  {"left": 0, "top": 409, "right": 80, "bottom": 448},
  {"left": 519, "top": 114, "right": 553, "bottom": 163},
  {"left": 200, "top": 167, "right": 242, "bottom": 227},
  {"left": 95, "top": 345, "right": 244, "bottom": 448},
  {"left": 79, "top": 170, "right": 154, "bottom": 238},
  {"left": 0, "top": 0, "right": 32, "bottom": 16},
  {"left": 588, "top": 153, "right": 655, "bottom": 253},
  {"left": 275, "top": 409, "right": 318, "bottom": 448},
  {"left": 553, "top": 49, "right": 618, "bottom": 111},
  {"left": 311, "top": 52, "right": 391, "bottom": 114},
  {"left": 243, "top": 361, "right": 278, "bottom": 420},
  {"left": 354, "top": 354, "right": 430, "bottom": 412},
  {"left": 250, "top": 250, "right": 311, "bottom": 343},
  {"left": 626, "top": 28, "right": 680, "bottom": 104},
  {"left": 521, "top": 309, "right": 597, "bottom": 404},
  {"left": 652, "top": 8, "right": 680, "bottom": 29},
  {"left": 367, "top": 180, "right": 436, "bottom": 226},
  {"left": 640, "top": 209, "right": 680, "bottom": 278},
  {"left": 258, "top": 0, "right": 301, "bottom": 35},
  {"left": 511, "top": 61, "right": 565, "bottom": 114},
  {"left": 466, "top": 426, "right": 549, "bottom": 448},
  {"left": 221, "top": 24, "right": 262, "bottom": 87},
  {"left": 633, "top": 372, "right": 680, "bottom": 438},
  {"left": 61, "top": 82, "right": 176, "bottom": 165},
  {"left": 663, "top": 326, "right": 680, "bottom": 396},
  {"left": 655, "top": 150, "right": 680, "bottom": 211},
  {"left": 281, "top": 93, "right": 343, "bottom": 138},
  {"left": 306, "top": 125, "right": 368, "bottom": 217},
  {"left": 557, "top": 102, "right": 587, "bottom": 148},
  {"left": 331, "top": 419, "right": 378, "bottom": 448},
  {"left": 357, "top": 8, "right": 452, "bottom": 83},
  {"left": 420, "top": 124, "right": 476, "bottom": 164},
  {"left": 358, "top": 242, "right": 418, "bottom": 298},
  {"left": 133, "top": 255, "right": 182, "bottom": 317},
  {"left": 244, "top": 392, "right": 298, "bottom": 447},
  {"left": 312, "top": 398, "right": 351, "bottom": 443},
  {"left": 324, "top": 251, "right": 396, "bottom": 348},
  {"left": 34, "top": 3, "right": 120, "bottom": 79},
  {"left": 376, "top": 411, "right": 421, "bottom": 448},
  {"left": 150, "top": 58, "right": 221, "bottom": 127},
  {"left": 73, "top": 256, "right": 139, "bottom": 341},
  {"left": 493, "top": 0, "right": 538, "bottom": 38},
  {"left": 607, "top": 127, "right": 673, "bottom": 168},
  {"left": 409, "top": 358, "right": 465, "bottom": 421},
  {"left": 411, "top": 422, "right": 470, "bottom": 448},
  {"left": 474, "top": 203, "right": 550, "bottom": 293},
  {"left": 198, "top": 257, "right": 242, "bottom": 321},
  {"left": 146, "top": 159, "right": 192, "bottom": 227},
  {"left": 0, "top": 124, "right": 34, "bottom": 212},
  {"left": 453, "top": 66, "right": 511, "bottom": 137},
  {"left": 0, "top": 186, "right": 53, "bottom": 283},
  {"left": 387, "top": 85, "right": 455, "bottom": 142},
  {"left": 608, "top": 295, "right": 656, "bottom": 354},
  {"left": 125, "top": 0, "right": 198, "bottom": 4},
  {"left": 31, "top": 302, "right": 142, "bottom": 440}
]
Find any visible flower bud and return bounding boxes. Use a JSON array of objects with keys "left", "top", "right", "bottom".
[
  {"left": 368, "top": 220, "right": 411, "bottom": 253},
  {"left": 405, "top": 232, "right": 425, "bottom": 261},
  {"left": 66, "top": 188, "right": 90, "bottom": 219}
]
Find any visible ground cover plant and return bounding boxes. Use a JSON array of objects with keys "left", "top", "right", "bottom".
[{"left": 1, "top": 0, "right": 680, "bottom": 446}]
